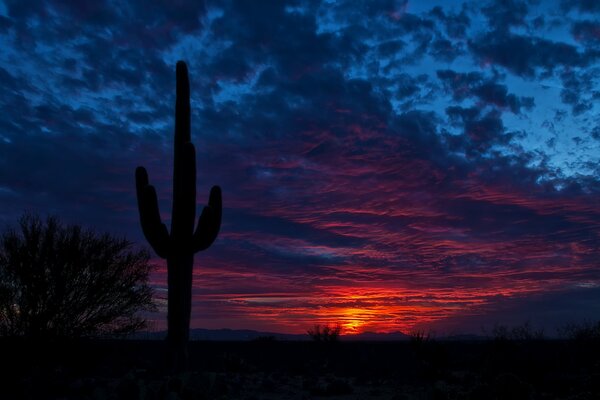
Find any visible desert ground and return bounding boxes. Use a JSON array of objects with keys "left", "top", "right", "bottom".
[{"left": 2, "top": 337, "right": 599, "bottom": 399}]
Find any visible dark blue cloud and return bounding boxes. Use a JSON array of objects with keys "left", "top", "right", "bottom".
[
  {"left": 561, "top": 0, "right": 600, "bottom": 14},
  {"left": 437, "top": 69, "right": 534, "bottom": 113},
  {"left": 571, "top": 20, "right": 600, "bottom": 45},
  {"left": 481, "top": 0, "right": 529, "bottom": 32},
  {"left": 429, "top": 5, "right": 470, "bottom": 39},
  {"left": 469, "top": 32, "right": 590, "bottom": 77}
]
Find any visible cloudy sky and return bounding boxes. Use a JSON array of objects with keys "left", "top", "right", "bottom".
[{"left": 0, "top": 0, "right": 599, "bottom": 335}]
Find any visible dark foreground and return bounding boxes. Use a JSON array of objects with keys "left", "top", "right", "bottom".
[{"left": 1, "top": 338, "right": 599, "bottom": 399}]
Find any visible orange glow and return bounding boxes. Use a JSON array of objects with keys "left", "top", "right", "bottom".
[
  {"left": 148, "top": 206, "right": 597, "bottom": 336},
  {"left": 340, "top": 308, "right": 369, "bottom": 334}
]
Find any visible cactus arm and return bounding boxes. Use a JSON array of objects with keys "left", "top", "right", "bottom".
[
  {"left": 192, "top": 186, "right": 222, "bottom": 252},
  {"left": 135, "top": 166, "right": 170, "bottom": 258}
]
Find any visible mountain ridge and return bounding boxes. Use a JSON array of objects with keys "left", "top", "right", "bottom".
[{"left": 131, "top": 328, "right": 486, "bottom": 341}]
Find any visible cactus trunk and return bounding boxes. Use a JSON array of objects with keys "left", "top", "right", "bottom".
[
  {"left": 166, "top": 253, "right": 194, "bottom": 370},
  {"left": 135, "top": 61, "right": 222, "bottom": 372}
]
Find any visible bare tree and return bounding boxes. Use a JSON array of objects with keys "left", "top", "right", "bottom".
[{"left": 0, "top": 214, "right": 156, "bottom": 338}]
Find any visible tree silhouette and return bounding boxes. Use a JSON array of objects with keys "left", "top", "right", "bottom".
[
  {"left": 135, "top": 61, "right": 222, "bottom": 372},
  {"left": 0, "top": 214, "right": 155, "bottom": 338}
]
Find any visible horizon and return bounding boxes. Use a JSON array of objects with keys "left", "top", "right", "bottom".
[
  {"left": 134, "top": 325, "right": 544, "bottom": 339},
  {"left": 0, "top": 0, "right": 599, "bottom": 336}
]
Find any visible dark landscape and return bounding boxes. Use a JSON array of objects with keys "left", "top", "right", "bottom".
[
  {"left": 1, "top": 0, "right": 600, "bottom": 399},
  {"left": 3, "top": 334, "right": 600, "bottom": 399}
]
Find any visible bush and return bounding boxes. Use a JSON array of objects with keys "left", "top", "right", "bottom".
[
  {"left": 0, "top": 214, "right": 156, "bottom": 338},
  {"left": 409, "top": 329, "right": 433, "bottom": 345},
  {"left": 558, "top": 320, "right": 600, "bottom": 341},
  {"left": 307, "top": 324, "right": 342, "bottom": 342},
  {"left": 487, "top": 321, "right": 544, "bottom": 341}
]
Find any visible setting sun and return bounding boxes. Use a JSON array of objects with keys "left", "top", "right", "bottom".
[{"left": 340, "top": 308, "right": 368, "bottom": 334}]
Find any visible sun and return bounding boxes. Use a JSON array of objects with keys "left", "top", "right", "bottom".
[{"left": 340, "top": 308, "right": 367, "bottom": 334}]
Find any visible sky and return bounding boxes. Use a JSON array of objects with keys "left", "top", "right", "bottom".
[{"left": 0, "top": 0, "right": 599, "bottom": 336}]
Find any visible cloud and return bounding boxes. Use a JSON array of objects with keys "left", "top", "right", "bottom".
[
  {"left": 481, "top": 0, "right": 529, "bottom": 32},
  {"left": 429, "top": 5, "right": 471, "bottom": 39},
  {"left": 571, "top": 20, "right": 600, "bottom": 45},
  {"left": 469, "top": 32, "right": 591, "bottom": 77},
  {"left": 561, "top": 0, "right": 600, "bottom": 14},
  {"left": 559, "top": 69, "right": 597, "bottom": 115},
  {"left": 433, "top": 286, "right": 600, "bottom": 335},
  {"left": 437, "top": 69, "right": 534, "bottom": 113}
]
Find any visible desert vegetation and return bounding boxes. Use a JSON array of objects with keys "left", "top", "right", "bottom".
[
  {"left": 558, "top": 320, "right": 600, "bottom": 342},
  {"left": 0, "top": 213, "right": 155, "bottom": 338},
  {"left": 307, "top": 324, "right": 342, "bottom": 343},
  {"left": 135, "top": 61, "right": 221, "bottom": 372},
  {"left": 486, "top": 321, "right": 545, "bottom": 342}
]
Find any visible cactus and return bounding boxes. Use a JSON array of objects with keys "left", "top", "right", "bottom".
[{"left": 135, "top": 61, "right": 222, "bottom": 372}]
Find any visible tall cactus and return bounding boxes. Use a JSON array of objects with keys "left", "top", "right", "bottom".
[{"left": 135, "top": 61, "right": 222, "bottom": 371}]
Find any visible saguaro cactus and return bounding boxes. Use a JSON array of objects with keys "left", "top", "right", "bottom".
[{"left": 135, "top": 61, "right": 222, "bottom": 371}]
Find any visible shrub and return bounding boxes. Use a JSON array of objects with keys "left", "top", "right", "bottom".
[
  {"left": 307, "top": 324, "right": 342, "bottom": 342},
  {"left": 487, "top": 321, "right": 544, "bottom": 341},
  {"left": 558, "top": 320, "right": 600, "bottom": 341},
  {"left": 0, "top": 214, "right": 156, "bottom": 338},
  {"left": 409, "top": 329, "right": 433, "bottom": 345}
]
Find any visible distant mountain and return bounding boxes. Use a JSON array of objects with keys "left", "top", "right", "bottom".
[
  {"left": 132, "top": 328, "right": 307, "bottom": 341},
  {"left": 190, "top": 328, "right": 307, "bottom": 341},
  {"left": 342, "top": 331, "right": 411, "bottom": 341},
  {"left": 132, "top": 328, "right": 411, "bottom": 341},
  {"left": 438, "top": 334, "right": 487, "bottom": 341},
  {"left": 131, "top": 328, "right": 484, "bottom": 341}
]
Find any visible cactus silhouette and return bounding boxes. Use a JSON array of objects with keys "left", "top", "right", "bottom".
[{"left": 135, "top": 61, "right": 222, "bottom": 371}]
